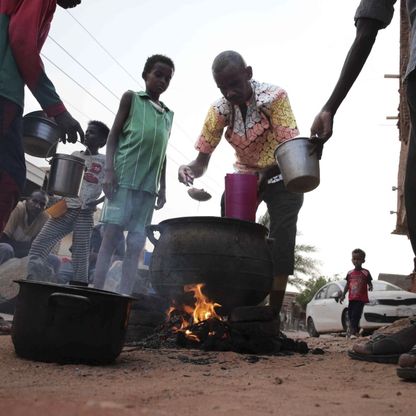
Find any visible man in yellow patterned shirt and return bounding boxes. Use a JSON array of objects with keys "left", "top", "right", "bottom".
[{"left": 178, "top": 50, "right": 303, "bottom": 319}]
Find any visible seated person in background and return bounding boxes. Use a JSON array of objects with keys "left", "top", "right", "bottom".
[
  {"left": 0, "top": 190, "right": 60, "bottom": 273},
  {"left": 27, "top": 120, "right": 109, "bottom": 286},
  {"left": 58, "top": 223, "right": 125, "bottom": 283}
]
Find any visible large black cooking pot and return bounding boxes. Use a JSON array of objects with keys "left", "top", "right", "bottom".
[
  {"left": 146, "top": 216, "right": 273, "bottom": 313},
  {"left": 11, "top": 280, "right": 134, "bottom": 364}
]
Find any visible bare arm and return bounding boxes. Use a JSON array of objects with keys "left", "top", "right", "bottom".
[
  {"left": 340, "top": 280, "right": 350, "bottom": 303},
  {"left": 102, "top": 91, "right": 133, "bottom": 199},
  {"left": 310, "top": 18, "right": 381, "bottom": 143},
  {"left": 178, "top": 152, "right": 211, "bottom": 186},
  {"left": 155, "top": 157, "right": 167, "bottom": 210}
]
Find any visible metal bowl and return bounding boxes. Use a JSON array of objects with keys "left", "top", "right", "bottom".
[{"left": 22, "top": 111, "right": 60, "bottom": 158}]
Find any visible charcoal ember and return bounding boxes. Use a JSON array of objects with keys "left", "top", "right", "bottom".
[
  {"left": 128, "top": 321, "right": 178, "bottom": 349},
  {"left": 128, "top": 309, "right": 167, "bottom": 326},
  {"left": 229, "top": 319, "right": 280, "bottom": 338},
  {"left": 229, "top": 306, "right": 277, "bottom": 323},
  {"left": 310, "top": 347, "right": 325, "bottom": 355},
  {"left": 176, "top": 332, "right": 200, "bottom": 349},
  {"left": 176, "top": 318, "right": 232, "bottom": 351},
  {"left": 125, "top": 324, "right": 156, "bottom": 344},
  {"left": 231, "top": 332, "right": 282, "bottom": 354},
  {"left": 130, "top": 294, "right": 170, "bottom": 312},
  {"left": 201, "top": 334, "right": 233, "bottom": 352},
  {"left": 279, "top": 335, "right": 309, "bottom": 354}
]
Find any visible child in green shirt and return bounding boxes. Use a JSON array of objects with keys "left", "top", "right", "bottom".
[{"left": 93, "top": 54, "right": 175, "bottom": 295}]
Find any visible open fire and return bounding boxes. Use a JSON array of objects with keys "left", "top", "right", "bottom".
[
  {"left": 167, "top": 283, "right": 227, "bottom": 343},
  {"left": 129, "top": 284, "right": 309, "bottom": 355}
]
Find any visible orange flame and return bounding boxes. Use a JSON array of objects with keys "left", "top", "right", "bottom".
[
  {"left": 167, "top": 283, "right": 222, "bottom": 340},
  {"left": 184, "top": 283, "right": 222, "bottom": 324}
]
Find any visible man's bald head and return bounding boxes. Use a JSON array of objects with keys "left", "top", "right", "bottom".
[
  {"left": 211, "top": 51, "right": 253, "bottom": 105},
  {"left": 212, "top": 51, "right": 247, "bottom": 74}
]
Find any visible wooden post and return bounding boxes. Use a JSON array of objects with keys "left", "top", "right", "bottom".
[{"left": 392, "top": 0, "right": 410, "bottom": 235}]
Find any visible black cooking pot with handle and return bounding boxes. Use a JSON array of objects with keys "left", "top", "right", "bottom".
[
  {"left": 147, "top": 216, "right": 274, "bottom": 314},
  {"left": 11, "top": 280, "right": 134, "bottom": 364}
]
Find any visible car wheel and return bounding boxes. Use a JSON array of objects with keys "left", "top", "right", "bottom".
[{"left": 307, "top": 317, "right": 319, "bottom": 337}]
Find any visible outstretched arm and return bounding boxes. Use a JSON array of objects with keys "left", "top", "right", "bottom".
[
  {"left": 310, "top": 18, "right": 381, "bottom": 144},
  {"left": 155, "top": 157, "right": 167, "bottom": 210},
  {"left": 340, "top": 280, "right": 350, "bottom": 304},
  {"left": 8, "top": 1, "right": 83, "bottom": 143},
  {"left": 178, "top": 152, "right": 211, "bottom": 186}
]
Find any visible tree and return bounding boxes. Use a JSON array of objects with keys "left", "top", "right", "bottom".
[
  {"left": 295, "top": 276, "right": 332, "bottom": 310},
  {"left": 258, "top": 210, "right": 321, "bottom": 289}
]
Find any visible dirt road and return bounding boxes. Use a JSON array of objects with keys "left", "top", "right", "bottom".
[{"left": 0, "top": 331, "right": 414, "bottom": 416}]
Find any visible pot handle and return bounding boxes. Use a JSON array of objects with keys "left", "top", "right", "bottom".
[
  {"left": 146, "top": 224, "right": 161, "bottom": 246},
  {"left": 48, "top": 292, "right": 92, "bottom": 313}
]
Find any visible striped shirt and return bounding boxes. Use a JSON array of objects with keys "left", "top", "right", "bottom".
[{"left": 114, "top": 91, "right": 173, "bottom": 193}]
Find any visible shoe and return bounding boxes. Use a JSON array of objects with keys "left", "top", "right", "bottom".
[
  {"left": 347, "top": 322, "right": 416, "bottom": 364},
  {"left": 397, "top": 345, "right": 416, "bottom": 381}
]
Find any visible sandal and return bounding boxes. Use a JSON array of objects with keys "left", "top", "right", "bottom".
[
  {"left": 397, "top": 345, "right": 416, "bottom": 381},
  {"left": 348, "top": 323, "right": 416, "bottom": 364}
]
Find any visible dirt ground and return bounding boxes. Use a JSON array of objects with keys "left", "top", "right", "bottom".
[{"left": 0, "top": 327, "right": 415, "bottom": 416}]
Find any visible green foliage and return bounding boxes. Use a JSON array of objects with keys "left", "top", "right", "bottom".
[
  {"left": 292, "top": 243, "right": 320, "bottom": 289},
  {"left": 296, "top": 276, "right": 332, "bottom": 310},
  {"left": 258, "top": 211, "right": 271, "bottom": 229},
  {"left": 258, "top": 210, "right": 321, "bottom": 289},
  {"left": 258, "top": 209, "right": 337, "bottom": 311}
]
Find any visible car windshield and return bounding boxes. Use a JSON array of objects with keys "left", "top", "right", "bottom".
[
  {"left": 336, "top": 280, "right": 401, "bottom": 291},
  {"left": 373, "top": 281, "right": 401, "bottom": 291}
]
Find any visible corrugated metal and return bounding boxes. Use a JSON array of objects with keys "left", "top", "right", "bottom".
[{"left": 25, "top": 159, "right": 48, "bottom": 187}]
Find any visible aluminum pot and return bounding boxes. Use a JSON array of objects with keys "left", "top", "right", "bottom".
[
  {"left": 47, "top": 153, "right": 85, "bottom": 197},
  {"left": 275, "top": 137, "right": 320, "bottom": 193},
  {"left": 22, "top": 111, "right": 60, "bottom": 158},
  {"left": 146, "top": 216, "right": 273, "bottom": 314},
  {"left": 11, "top": 280, "right": 134, "bottom": 364}
]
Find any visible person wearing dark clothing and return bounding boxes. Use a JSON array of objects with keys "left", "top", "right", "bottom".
[
  {"left": 178, "top": 51, "right": 303, "bottom": 317},
  {"left": 310, "top": 0, "right": 416, "bottom": 379},
  {"left": 0, "top": 0, "right": 84, "bottom": 232}
]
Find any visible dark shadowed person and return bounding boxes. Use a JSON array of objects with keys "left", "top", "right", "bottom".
[
  {"left": 310, "top": 0, "right": 416, "bottom": 380},
  {"left": 0, "top": 190, "right": 60, "bottom": 272},
  {"left": 0, "top": 0, "right": 84, "bottom": 233}
]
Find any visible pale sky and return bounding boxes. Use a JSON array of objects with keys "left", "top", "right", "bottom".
[{"left": 25, "top": 0, "right": 413, "bottom": 281}]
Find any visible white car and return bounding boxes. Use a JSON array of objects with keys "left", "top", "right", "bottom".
[{"left": 305, "top": 280, "right": 416, "bottom": 337}]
